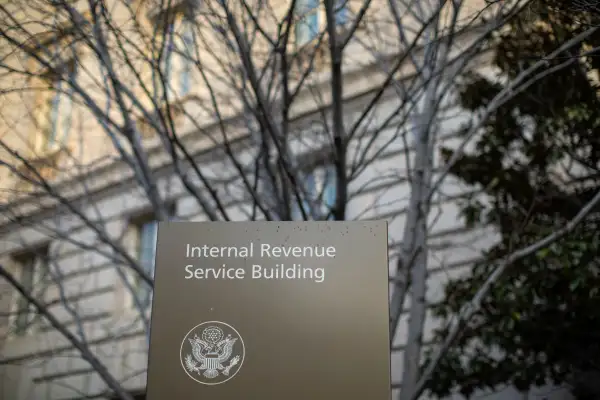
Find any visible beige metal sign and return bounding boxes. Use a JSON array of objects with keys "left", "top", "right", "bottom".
[{"left": 146, "top": 221, "right": 391, "bottom": 399}]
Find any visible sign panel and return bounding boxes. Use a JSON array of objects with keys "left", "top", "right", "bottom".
[{"left": 146, "top": 221, "right": 390, "bottom": 399}]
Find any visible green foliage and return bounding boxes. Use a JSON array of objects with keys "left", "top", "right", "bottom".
[{"left": 425, "top": 2, "right": 600, "bottom": 398}]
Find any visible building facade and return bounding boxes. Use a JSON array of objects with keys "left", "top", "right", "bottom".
[{"left": 0, "top": 0, "right": 573, "bottom": 399}]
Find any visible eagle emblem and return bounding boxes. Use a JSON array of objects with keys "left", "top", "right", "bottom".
[{"left": 180, "top": 321, "right": 245, "bottom": 384}]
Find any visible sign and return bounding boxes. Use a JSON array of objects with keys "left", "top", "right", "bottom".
[{"left": 146, "top": 221, "right": 391, "bottom": 399}]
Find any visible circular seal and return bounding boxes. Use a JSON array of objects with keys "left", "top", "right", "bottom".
[{"left": 180, "top": 321, "right": 245, "bottom": 385}]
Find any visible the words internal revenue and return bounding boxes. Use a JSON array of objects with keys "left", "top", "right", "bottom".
[{"left": 183, "top": 243, "right": 336, "bottom": 283}]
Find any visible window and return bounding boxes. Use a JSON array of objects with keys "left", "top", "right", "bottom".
[
  {"left": 133, "top": 218, "right": 159, "bottom": 309},
  {"left": 292, "top": 164, "right": 337, "bottom": 220},
  {"left": 156, "top": 17, "right": 195, "bottom": 100},
  {"left": 127, "top": 206, "right": 175, "bottom": 309},
  {"left": 179, "top": 18, "right": 195, "bottom": 96},
  {"left": 43, "top": 72, "right": 76, "bottom": 151},
  {"left": 36, "top": 41, "right": 78, "bottom": 153},
  {"left": 295, "top": 0, "right": 320, "bottom": 46},
  {"left": 11, "top": 247, "right": 49, "bottom": 337},
  {"left": 158, "top": 21, "right": 176, "bottom": 99},
  {"left": 294, "top": 0, "right": 348, "bottom": 46},
  {"left": 335, "top": 0, "right": 349, "bottom": 26}
]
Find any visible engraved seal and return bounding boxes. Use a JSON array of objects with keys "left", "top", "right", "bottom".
[{"left": 180, "top": 321, "right": 245, "bottom": 385}]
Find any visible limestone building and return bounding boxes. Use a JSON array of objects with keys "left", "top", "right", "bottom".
[{"left": 0, "top": 0, "right": 571, "bottom": 399}]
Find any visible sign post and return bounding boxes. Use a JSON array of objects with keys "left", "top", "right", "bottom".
[{"left": 146, "top": 221, "right": 391, "bottom": 399}]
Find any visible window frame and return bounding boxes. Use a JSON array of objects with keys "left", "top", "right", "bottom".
[
  {"left": 295, "top": 0, "right": 320, "bottom": 47},
  {"left": 125, "top": 205, "right": 176, "bottom": 311},
  {"left": 134, "top": 218, "right": 159, "bottom": 309},
  {"left": 9, "top": 246, "right": 50, "bottom": 338},
  {"left": 155, "top": 20, "right": 176, "bottom": 99},
  {"left": 179, "top": 17, "right": 195, "bottom": 96},
  {"left": 334, "top": 0, "right": 349, "bottom": 26},
  {"left": 154, "top": 13, "right": 196, "bottom": 100},
  {"left": 41, "top": 62, "right": 77, "bottom": 153},
  {"left": 291, "top": 163, "right": 337, "bottom": 221},
  {"left": 31, "top": 32, "right": 79, "bottom": 155},
  {"left": 294, "top": 0, "right": 349, "bottom": 47}
]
